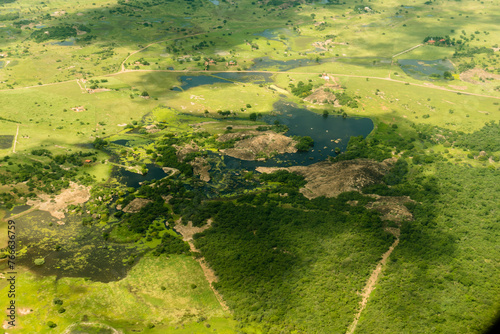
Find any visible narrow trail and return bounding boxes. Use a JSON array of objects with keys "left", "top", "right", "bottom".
[
  {"left": 175, "top": 219, "right": 230, "bottom": 312},
  {"left": 12, "top": 124, "right": 19, "bottom": 153},
  {"left": 392, "top": 44, "right": 423, "bottom": 58},
  {"left": 76, "top": 79, "right": 87, "bottom": 93},
  {"left": 186, "top": 239, "right": 230, "bottom": 312},
  {"left": 346, "top": 237, "right": 400, "bottom": 334}
]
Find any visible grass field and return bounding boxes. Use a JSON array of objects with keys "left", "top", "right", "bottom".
[{"left": 0, "top": 255, "right": 237, "bottom": 333}]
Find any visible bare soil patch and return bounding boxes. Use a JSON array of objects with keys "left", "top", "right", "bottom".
[
  {"left": 365, "top": 195, "right": 414, "bottom": 223},
  {"left": 122, "top": 198, "right": 152, "bottom": 213},
  {"left": 26, "top": 182, "right": 90, "bottom": 219},
  {"left": 221, "top": 132, "right": 297, "bottom": 160},
  {"left": 460, "top": 68, "right": 500, "bottom": 84},
  {"left": 257, "top": 158, "right": 395, "bottom": 199},
  {"left": 174, "top": 141, "right": 199, "bottom": 160},
  {"left": 304, "top": 86, "right": 341, "bottom": 106},
  {"left": 312, "top": 39, "right": 334, "bottom": 50},
  {"left": 190, "top": 156, "right": 211, "bottom": 182},
  {"left": 175, "top": 218, "right": 212, "bottom": 242}
]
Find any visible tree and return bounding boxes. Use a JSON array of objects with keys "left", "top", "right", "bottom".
[
  {"left": 141, "top": 91, "right": 149, "bottom": 97},
  {"left": 249, "top": 112, "right": 257, "bottom": 121}
]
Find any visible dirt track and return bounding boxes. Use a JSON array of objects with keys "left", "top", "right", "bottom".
[{"left": 346, "top": 236, "right": 400, "bottom": 334}]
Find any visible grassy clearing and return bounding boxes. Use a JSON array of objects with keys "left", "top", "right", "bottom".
[{"left": 0, "top": 254, "right": 233, "bottom": 333}]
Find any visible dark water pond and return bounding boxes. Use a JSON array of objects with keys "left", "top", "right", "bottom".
[
  {"left": 116, "top": 163, "right": 169, "bottom": 188},
  {"left": 253, "top": 29, "right": 285, "bottom": 43},
  {"left": 0, "top": 135, "right": 14, "bottom": 149},
  {"left": 0, "top": 61, "right": 4, "bottom": 69},
  {"left": 208, "top": 0, "right": 220, "bottom": 5},
  {"left": 221, "top": 101, "right": 373, "bottom": 170},
  {"left": 112, "top": 139, "right": 132, "bottom": 146},
  {"left": 52, "top": 38, "right": 75, "bottom": 46},
  {"left": 398, "top": 59, "right": 455, "bottom": 80},
  {"left": 172, "top": 75, "right": 233, "bottom": 91},
  {"left": 172, "top": 72, "right": 273, "bottom": 91},
  {"left": 249, "top": 56, "right": 335, "bottom": 71}
]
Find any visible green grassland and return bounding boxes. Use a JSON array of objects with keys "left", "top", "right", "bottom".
[
  {"left": 0, "top": 0, "right": 499, "bottom": 333},
  {"left": 0, "top": 255, "right": 235, "bottom": 333}
]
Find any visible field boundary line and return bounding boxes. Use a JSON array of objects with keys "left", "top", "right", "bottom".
[
  {"left": 392, "top": 44, "right": 423, "bottom": 58},
  {"left": 12, "top": 124, "right": 19, "bottom": 153}
]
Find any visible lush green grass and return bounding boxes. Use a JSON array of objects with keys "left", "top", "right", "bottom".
[{"left": 0, "top": 254, "right": 233, "bottom": 333}]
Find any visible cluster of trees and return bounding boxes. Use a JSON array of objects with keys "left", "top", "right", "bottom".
[
  {"left": 0, "top": 11, "right": 19, "bottom": 22},
  {"left": 356, "top": 163, "right": 500, "bottom": 333},
  {"left": 336, "top": 91, "right": 359, "bottom": 108},
  {"left": 127, "top": 199, "right": 169, "bottom": 234},
  {"left": 423, "top": 35, "right": 455, "bottom": 46},
  {"left": 454, "top": 121, "right": 500, "bottom": 152},
  {"left": 294, "top": 135, "right": 314, "bottom": 151},
  {"left": 453, "top": 46, "right": 494, "bottom": 58},
  {"left": 192, "top": 189, "right": 395, "bottom": 332},
  {"left": 332, "top": 135, "right": 392, "bottom": 162},
  {"left": 30, "top": 24, "right": 90, "bottom": 42},
  {"left": 153, "top": 233, "right": 190, "bottom": 256},
  {"left": 289, "top": 81, "right": 313, "bottom": 98},
  {"left": 0, "top": 157, "right": 76, "bottom": 194}
]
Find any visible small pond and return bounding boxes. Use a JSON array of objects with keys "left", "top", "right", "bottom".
[
  {"left": 172, "top": 75, "right": 234, "bottom": 91},
  {"left": 208, "top": 0, "right": 220, "bottom": 5},
  {"left": 112, "top": 139, "right": 132, "bottom": 146},
  {"left": 398, "top": 59, "right": 455, "bottom": 80},
  {"left": 172, "top": 72, "right": 273, "bottom": 91},
  {"left": 52, "top": 38, "right": 75, "bottom": 46},
  {"left": 116, "top": 163, "right": 169, "bottom": 188},
  {"left": 0, "top": 135, "right": 14, "bottom": 149},
  {"left": 249, "top": 56, "right": 334, "bottom": 71},
  {"left": 222, "top": 101, "right": 374, "bottom": 170}
]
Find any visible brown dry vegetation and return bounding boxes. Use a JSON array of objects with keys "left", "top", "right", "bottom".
[
  {"left": 26, "top": 182, "right": 90, "bottom": 219},
  {"left": 220, "top": 132, "right": 297, "bottom": 160},
  {"left": 460, "top": 68, "right": 500, "bottom": 84},
  {"left": 121, "top": 198, "right": 152, "bottom": 213},
  {"left": 365, "top": 195, "right": 414, "bottom": 223},
  {"left": 190, "top": 156, "right": 211, "bottom": 182},
  {"left": 304, "top": 86, "right": 341, "bottom": 106},
  {"left": 257, "top": 158, "right": 395, "bottom": 199}
]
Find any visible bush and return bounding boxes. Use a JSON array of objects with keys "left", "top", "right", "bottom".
[
  {"left": 294, "top": 136, "right": 314, "bottom": 152},
  {"left": 34, "top": 258, "right": 45, "bottom": 266}
]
